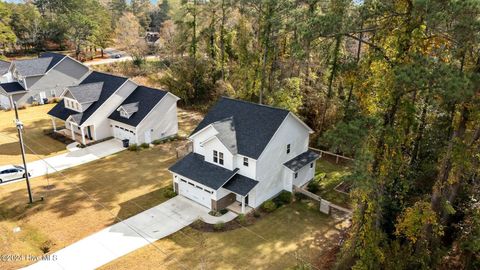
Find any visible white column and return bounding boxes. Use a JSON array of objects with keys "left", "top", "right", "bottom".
[
  {"left": 51, "top": 117, "right": 57, "bottom": 131},
  {"left": 81, "top": 126, "right": 86, "bottom": 145},
  {"left": 241, "top": 196, "right": 245, "bottom": 214},
  {"left": 70, "top": 122, "right": 75, "bottom": 140}
]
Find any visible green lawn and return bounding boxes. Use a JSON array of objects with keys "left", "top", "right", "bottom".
[{"left": 313, "top": 159, "right": 352, "bottom": 208}]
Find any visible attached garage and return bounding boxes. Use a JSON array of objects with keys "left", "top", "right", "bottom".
[
  {"left": 112, "top": 124, "right": 136, "bottom": 144},
  {"left": 177, "top": 178, "right": 212, "bottom": 208}
]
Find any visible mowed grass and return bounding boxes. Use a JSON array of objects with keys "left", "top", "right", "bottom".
[
  {"left": 0, "top": 108, "right": 203, "bottom": 270},
  {"left": 100, "top": 202, "right": 349, "bottom": 270},
  {"left": 0, "top": 104, "right": 66, "bottom": 166}
]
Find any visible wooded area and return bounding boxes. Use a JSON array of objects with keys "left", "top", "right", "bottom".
[{"left": 1, "top": 0, "right": 479, "bottom": 269}]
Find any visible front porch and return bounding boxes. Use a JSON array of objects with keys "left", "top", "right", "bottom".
[
  {"left": 50, "top": 116, "right": 94, "bottom": 145},
  {"left": 226, "top": 200, "right": 254, "bottom": 215}
]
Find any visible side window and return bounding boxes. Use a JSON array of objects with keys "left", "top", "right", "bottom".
[
  {"left": 287, "top": 144, "right": 291, "bottom": 154},
  {"left": 219, "top": 152, "right": 224, "bottom": 165},
  {"left": 213, "top": 150, "right": 218, "bottom": 163},
  {"left": 294, "top": 172, "right": 298, "bottom": 179},
  {"left": 243, "top": 157, "right": 248, "bottom": 167},
  {"left": 310, "top": 163, "right": 313, "bottom": 168}
]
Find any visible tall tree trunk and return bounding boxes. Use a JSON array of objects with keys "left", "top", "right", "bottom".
[{"left": 220, "top": 0, "right": 227, "bottom": 80}]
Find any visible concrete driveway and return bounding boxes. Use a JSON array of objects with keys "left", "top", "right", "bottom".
[
  {"left": 23, "top": 196, "right": 211, "bottom": 270},
  {"left": 0, "top": 139, "right": 124, "bottom": 186}
]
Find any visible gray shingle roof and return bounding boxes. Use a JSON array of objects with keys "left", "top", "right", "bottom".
[
  {"left": 0, "top": 82, "right": 25, "bottom": 93},
  {"left": 191, "top": 97, "right": 290, "bottom": 159},
  {"left": 120, "top": 102, "right": 139, "bottom": 115},
  {"left": 108, "top": 86, "right": 169, "bottom": 127},
  {"left": 0, "top": 60, "right": 10, "bottom": 75},
  {"left": 283, "top": 150, "right": 320, "bottom": 172},
  {"left": 211, "top": 117, "right": 237, "bottom": 154},
  {"left": 223, "top": 174, "right": 258, "bottom": 196},
  {"left": 48, "top": 71, "right": 129, "bottom": 125},
  {"left": 13, "top": 57, "right": 52, "bottom": 77},
  {"left": 66, "top": 82, "right": 103, "bottom": 104},
  {"left": 169, "top": 152, "right": 238, "bottom": 190}
]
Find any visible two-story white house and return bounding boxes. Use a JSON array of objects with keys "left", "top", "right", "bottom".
[
  {"left": 169, "top": 97, "right": 320, "bottom": 213},
  {"left": 48, "top": 71, "right": 180, "bottom": 145},
  {"left": 0, "top": 53, "right": 90, "bottom": 109}
]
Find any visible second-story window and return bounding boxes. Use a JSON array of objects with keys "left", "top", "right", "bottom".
[
  {"left": 287, "top": 144, "right": 291, "bottom": 154},
  {"left": 294, "top": 172, "right": 298, "bottom": 178},
  {"left": 243, "top": 157, "right": 249, "bottom": 167},
  {"left": 213, "top": 150, "right": 218, "bottom": 163},
  {"left": 219, "top": 152, "right": 224, "bottom": 165}
]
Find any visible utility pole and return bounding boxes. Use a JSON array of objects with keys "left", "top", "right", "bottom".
[{"left": 14, "top": 102, "right": 33, "bottom": 204}]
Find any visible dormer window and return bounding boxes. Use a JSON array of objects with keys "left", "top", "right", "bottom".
[
  {"left": 120, "top": 110, "right": 130, "bottom": 118},
  {"left": 117, "top": 102, "right": 139, "bottom": 119}
]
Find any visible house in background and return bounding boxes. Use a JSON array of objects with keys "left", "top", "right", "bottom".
[
  {"left": 48, "top": 71, "right": 180, "bottom": 145},
  {"left": 169, "top": 97, "right": 319, "bottom": 214},
  {"left": 0, "top": 52, "right": 90, "bottom": 109}
]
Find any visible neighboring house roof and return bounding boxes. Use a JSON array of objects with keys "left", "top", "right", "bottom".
[
  {"left": 48, "top": 71, "right": 129, "bottom": 125},
  {"left": 0, "top": 82, "right": 26, "bottom": 93},
  {"left": 211, "top": 117, "right": 238, "bottom": 154},
  {"left": 223, "top": 174, "right": 258, "bottom": 196},
  {"left": 283, "top": 150, "right": 320, "bottom": 172},
  {"left": 40, "top": 52, "right": 67, "bottom": 71},
  {"left": 191, "top": 97, "right": 290, "bottom": 159},
  {"left": 169, "top": 152, "right": 238, "bottom": 190},
  {"left": 12, "top": 52, "right": 67, "bottom": 77},
  {"left": 108, "top": 86, "right": 168, "bottom": 127},
  {"left": 13, "top": 57, "right": 52, "bottom": 77},
  {"left": 66, "top": 82, "right": 104, "bottom": 104},
  {"left": 0, "top": 60, "right": 10, "bottom": 75}
]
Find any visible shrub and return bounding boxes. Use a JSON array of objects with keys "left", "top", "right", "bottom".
[
  {"left": 262, "top": 200, "right": 277, "bottom": 213},
  {"left": 237, "top": 214, "right": 247, "bottom": 225},
  {"left": 163, "top": 187, "right": 177, "bottom": 198},
  {"left": 39, "top": 240, "right": 54, "bottom": 254},
  {"left": 277, "top": 191, "right": 292, "bottom": 205},
  {"left": 213, "top": 221, "right": 225, "bottom": 231},
  {"left": 18, "top": 105, "right": 27, "bottom": 110},
  {"left": 253, "top": 210, "right": 261, "bottom": 218},
  {"left": 307, "top": 181, "right": 320, "bottom": 194},
  {"left": 219, "top": 209, "right": 228, "bottom": 215},
  {"left": 140, "top": 143, "right": 150, "bottom": 149},
  {"left": 152, "top": 139, "right": 163, "bottom": 145},
  {"left": 128, "top": 144, "right": 140, "bottom": 151}
]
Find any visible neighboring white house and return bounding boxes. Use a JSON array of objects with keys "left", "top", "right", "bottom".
[
  {"left": 0, "top": 53, "right": 90, "bottom": 109},
  {"left": 48, "top": 71, "right": 180, "bottom": 145},
  {"left": 169, "top": 97, "right": 320, "bottom": 213}
]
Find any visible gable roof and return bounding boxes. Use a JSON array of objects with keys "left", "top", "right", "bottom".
[
  {"left": 191, "top": 97, "right": 290, "bottom": 159},
  {"left": 11, "top": 53, "right": 68, "bottom": 77},
  {"left": 211, "top": 117, "right": 238, "bottom": 154},
  {"left": 0, "top": 60, "right": 10, "bottom": 75},
  {"left": 0, "top": 82, "right": 26, "bottom": 93},
  {"left": 169, "top": 152, "right": 238, "bottom": 190},
  {"left": 48, "top": 71, "right": 129, "bottom": 125},
  {"left": 39, "top": 52, "right": 67, "bottom": 71},
  {"left": 120, "top": 102, "right": 139, "bottom": 115},
  {"left": 66, "top": 82, "right": 103, "bottom": 104},
  {"left": 223, "top": 174, "right": 258, "bottom": 196},
  {"left": 108, "top": 86, "right": 168, "bottom": 127}
]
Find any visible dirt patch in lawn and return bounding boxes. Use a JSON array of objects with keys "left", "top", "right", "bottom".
[{"left": 0, "top": 104, "right": 67, "bottom": 166}]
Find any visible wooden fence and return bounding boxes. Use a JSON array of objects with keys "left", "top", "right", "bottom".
[
  {"left": 309, "top": 147, "right": 355, "bottom": 164},
  {"left": 293, "top": 186, "right": 353, "bottom": 216}
]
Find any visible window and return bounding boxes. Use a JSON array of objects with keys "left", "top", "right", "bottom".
[
  {"left": 180, "top": 179, "right": 187, "bottom": 183},
  {"left": 294, "top": 172, "right": 298, "bottom": 178},
  {"left": 287, "top": 144, "right": 291, "bottom": 154},
  {"left": 195, "top": 185, "right": 203, "bottom": 190},
  {"left": 219, "top": 152, "right": 224, "bottom": 165},
  {"left": 188, "top": 182, "right": 195, "bottom": 186},
  {"left": 213, "top": 150, "right": 218, "bottom": 163},
  {"left": 243, "top": 157, "right": 249, "bottom": 167},
  {"left": 310, "top": 163, "right": 314, "bottom": 168}
]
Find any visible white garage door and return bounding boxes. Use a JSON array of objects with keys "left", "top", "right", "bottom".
[
  {"left": 112, "top": 125, "right": 136, "bottom": 143},
  {"left": 0, "top": 95, "right": 10, "bottom": 109},
  {"left": 178, "top": 179, "right": 212, "bottom": 208}
]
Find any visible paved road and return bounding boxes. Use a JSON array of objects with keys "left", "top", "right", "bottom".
[
  {"left": 0, "top": 139, "right": 125, "bottom": 186},
  {"left": 85, "top": 55, "right": 159, "bottom": 66},
  {"left": 23, "top": 196, "right": 212, "bottom": 270}
]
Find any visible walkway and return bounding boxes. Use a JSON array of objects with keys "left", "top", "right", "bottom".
[
  {"left": 0, "top": 139, "right": 124, "bottom": 186},
  {"left": 23, "top": 196, "right": 228, "bottom": 270}
]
